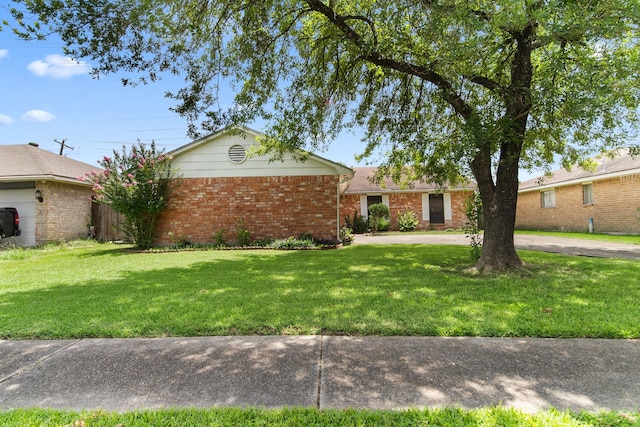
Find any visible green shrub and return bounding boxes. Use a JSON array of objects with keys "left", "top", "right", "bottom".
[
  {"left": 269, "top": 236, "right": 317, "bottom": 250},
  {"left": 397, "top": 210, "right": 419, "bottom": 232},
  {"left": 368, "top": 203, "right": 390, "bottom": 234},
  {"left": 344, "top": 210, "right": 368, "bottom": 234},
  {"left": 250, "top": 238, "right": 274, "bottom": 247},
  {"left": 236, "top": 217, "right": 251, "bottom": 246},
  {"left": 340, "top": 226, "right": 354, "bottom": 244},
  {"left": 212, "top": 229, "right": 227, "bottom": 247}
]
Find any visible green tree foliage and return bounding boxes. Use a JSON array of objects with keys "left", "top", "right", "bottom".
[
  {"left": 84, "top": 142, "right": 181, "bottom": 249},
  {"left": 8, "top": 0, "right": 640, "bottom": 270}
]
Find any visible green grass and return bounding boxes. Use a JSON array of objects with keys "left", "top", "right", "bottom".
[
  {"left": 1, "top": 407, "right": 638, "bottom": 427},
  {"left": 1, "top": 241, "right": 639, "bottom": 339},
  {"left": 515, "top": 230, "right": 640, "bottom": 244}
]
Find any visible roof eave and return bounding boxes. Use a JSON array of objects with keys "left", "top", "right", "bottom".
[{"left": 0, "top": 175, "right": 92, "bottom": 186}]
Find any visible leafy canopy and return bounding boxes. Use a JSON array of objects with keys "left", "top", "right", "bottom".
[{"left": 8, "top": 0, "right": 639, "bottom": 179}]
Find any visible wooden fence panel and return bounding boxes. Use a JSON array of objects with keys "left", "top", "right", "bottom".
[{"left": 91, "top": 202, "right": 127, "bottom": 242}]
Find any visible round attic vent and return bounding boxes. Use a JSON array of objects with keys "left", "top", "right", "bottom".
[{"left": 228, "top": 144, "right": 247, "bottom": 164}]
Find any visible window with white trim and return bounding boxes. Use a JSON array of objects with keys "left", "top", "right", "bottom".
[
  {"left": 582, "top": 183, "right": 593, "bottom": 205},
  {"left": 541, "top": 189, "right": 556, "bottom": 208}
]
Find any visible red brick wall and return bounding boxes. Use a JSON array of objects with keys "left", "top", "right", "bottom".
[
  {"left": 515, "top": 175, "right": 640, "bottom": 233},
  {"left": 155, "top": 175, "right": 341, "bottom": 244},
  {"left": 340, "top": 191, "right": 472, "bottom": 231}
]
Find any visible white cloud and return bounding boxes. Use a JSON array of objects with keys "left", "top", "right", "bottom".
[
  {"left": 27, "top": 54, "right": 90, "bottom": 79},
  {"left": 22, "top": 110, "right": 56, "bottom": 122},
  {"left": 0, "top": 114, "right": 14, "bottom": 124},
  {"left": 0, "top": 49, "right": 8, "bottom": 60}
]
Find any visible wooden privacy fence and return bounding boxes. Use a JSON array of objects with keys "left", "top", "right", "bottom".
[{"left": 91, "top": 202, "right": 127, "bottom": 242}]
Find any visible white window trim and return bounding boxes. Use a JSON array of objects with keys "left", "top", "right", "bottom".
[
  {"left": 360, "top": 195, "right": 369, "bottom": 218},
  {"left": 422, "top": 194, "right": 430, "bottom": 221}
]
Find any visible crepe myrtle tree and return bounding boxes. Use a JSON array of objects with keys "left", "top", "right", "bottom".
[
  {"left": 84, "top": 142, "right": 181, "bottom": 249},
  {"left": 9, "top": 0, "right": 640, "bottom": 271}
]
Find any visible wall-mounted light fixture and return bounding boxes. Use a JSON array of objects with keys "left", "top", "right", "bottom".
[{"left": 35, "top": 189, "right": 43, "bottom": 203}]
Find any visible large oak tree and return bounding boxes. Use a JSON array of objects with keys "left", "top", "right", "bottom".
[{"left": 7, "top": 0, "right": 640, "bottom": 270}]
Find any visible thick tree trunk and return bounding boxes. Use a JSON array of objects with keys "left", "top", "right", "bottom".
[
  {"left": 471, "top": 24, "right": 534, "bottom": 273},
  {"left": 471, "top": 140, "right": 524, "bottom": 273},
  {"left": 476, "top": 180, "right": 522, "bottom": 272}
]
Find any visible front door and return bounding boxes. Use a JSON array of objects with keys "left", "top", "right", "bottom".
[{"left": 429, "top": 194, "right": 445, "bottom": 224}]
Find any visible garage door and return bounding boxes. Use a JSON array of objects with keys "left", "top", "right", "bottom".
[{"left": 0, "top": 187, "right": 37, "bottom": 246}]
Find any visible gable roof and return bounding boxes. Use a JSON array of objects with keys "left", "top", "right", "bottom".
[
  {"left": 170, "top": 125, "right": 353, "bottom": 177},
  {"left": 519, "top": 149, "right": 640, "bottom": 192},
  {"left": 344, "top": 167, "right": 476, "bottom": 194},
  {"left": 0, "top": 143, "right": 101, "bottom": 185}
]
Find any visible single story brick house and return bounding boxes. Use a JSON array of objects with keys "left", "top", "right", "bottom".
[
  {"left": 154, "top": 127, "right": 353, "bottom": 244},
  {"left": 516, "top": 149, "right": 640, "bottom": 234},
  {"left": 340, "top": 167, "right": 477, "bottom": 231},
  {"left": 0, "top": 143, "right": 101, "bottom": 246}
]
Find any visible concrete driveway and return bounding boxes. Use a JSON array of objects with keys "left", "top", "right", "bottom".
[{"left": 352, "top": 233, "right": 640, "bottom": 260}]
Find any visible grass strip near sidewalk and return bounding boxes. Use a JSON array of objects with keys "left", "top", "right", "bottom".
[
  {"left": 1, "top": 407, "right": 638, "bottom": 427},
  {"left": 1, "top": 241, "right": 638, "bottom": 339}
]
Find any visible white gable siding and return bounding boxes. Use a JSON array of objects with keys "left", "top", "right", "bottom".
[{"left": 173, "top": 133, "right": 341, "bottom": 178}]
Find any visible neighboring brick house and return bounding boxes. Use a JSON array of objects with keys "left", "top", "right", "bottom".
[
  {"left": 340, "top": 167, "right": 477, "bottom": 231},
  {"left": 516, "top": 149, "right": 640, "bottom": 233},
  {"left": 0, "top": 143, "right": 101, "bottom": 246},
  {"left": 154, "top": 127, "right": 353, "bottom": 244}
]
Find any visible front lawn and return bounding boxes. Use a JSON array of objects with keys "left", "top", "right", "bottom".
[
  {"left": 1, "top": 407, "right": 638, "bottom": 427},
  {"left": 1, "top": 241, "right": 638, "bottom": 339}
]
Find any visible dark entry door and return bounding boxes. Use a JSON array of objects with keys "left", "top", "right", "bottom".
[{"left": 429, "top": 194, "right": 445, "bottom": 224}]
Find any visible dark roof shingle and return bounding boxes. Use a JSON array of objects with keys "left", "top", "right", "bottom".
[{"left": 344, "top": 167, "right": 476, "bottom": 194}]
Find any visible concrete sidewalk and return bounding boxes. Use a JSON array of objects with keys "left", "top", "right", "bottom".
[{"left": 1, "top": 336, "right": 638, "bottom": 413}]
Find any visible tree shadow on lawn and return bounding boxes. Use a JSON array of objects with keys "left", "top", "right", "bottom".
[{"left": 1, "top": 245, "right": 638, "bottom": 339}]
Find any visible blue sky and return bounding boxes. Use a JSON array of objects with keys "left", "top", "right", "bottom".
[{"left": 0, "top": 30, "right": 369, "bottom": 169}]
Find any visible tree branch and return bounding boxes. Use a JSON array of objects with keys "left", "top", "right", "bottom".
[{"left": 303, "top": 0, "right": 474, "bottom": 120}]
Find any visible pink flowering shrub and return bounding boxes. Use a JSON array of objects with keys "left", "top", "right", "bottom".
[{"left": 85, "top": 141, "right": 181, "bottom": 249}]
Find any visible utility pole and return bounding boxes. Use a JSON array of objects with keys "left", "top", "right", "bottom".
[{"left": 54, "top": 138, "right": 74, "bottom": 156}]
